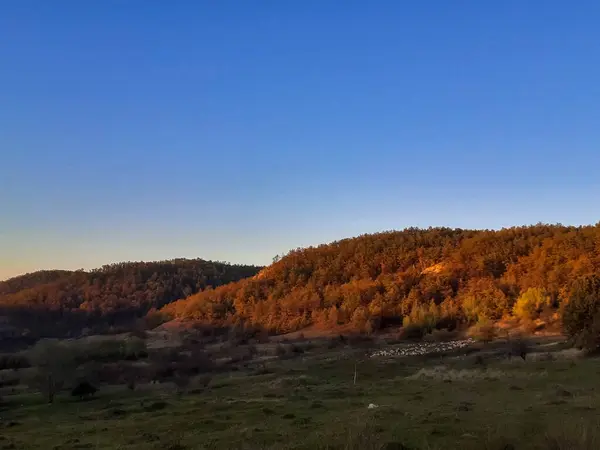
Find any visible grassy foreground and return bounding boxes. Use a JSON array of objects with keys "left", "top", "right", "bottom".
[{"left": 1, "top": 342, "right": 599, "bottom": 450}]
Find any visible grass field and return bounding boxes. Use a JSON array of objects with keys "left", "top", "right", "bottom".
[{"left": 1, "top": 339, "right": 599, "bottom": 449}]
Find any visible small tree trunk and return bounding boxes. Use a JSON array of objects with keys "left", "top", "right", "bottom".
[
  {"left": 47, "top": 375, "right": 55, "bottom": 404},
  {"left": 353, "top": 362, "right": 357, "bottom": 385}
]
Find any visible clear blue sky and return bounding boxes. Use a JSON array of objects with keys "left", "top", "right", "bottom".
[{"left": 1, "top": 1, "right": 599, "bottom": 280}]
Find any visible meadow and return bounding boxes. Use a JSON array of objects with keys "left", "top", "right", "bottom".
[{"left": 1, "top": 335, "right": 598, "bottom": 450}]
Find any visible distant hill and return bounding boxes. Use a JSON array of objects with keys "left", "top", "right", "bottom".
[
  {"left": 162, "top": 224, "right": 600, "bottom": 334},
  {"left": 0, "top": 259, "right": 262, "bottom": 340},
  {"left": 0, "top": 270, "right": 74, "bottom": 295}
]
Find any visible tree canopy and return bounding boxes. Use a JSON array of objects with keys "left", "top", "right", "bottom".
[
  {"left": 0, "top": 259, "right": 261, "bottom": 340},
  {"left": 162, "top": 224, "right": 600, "bottom": 333}
]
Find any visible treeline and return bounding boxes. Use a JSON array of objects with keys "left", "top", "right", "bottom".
[
  {"left": 0, "top": 259, "right": 261, "bottom": 340},
  {"left": 0, "top": 270, "right": 73, "bottom": 295},
  {"left": 162, "top": 224, "right": 600, "bottom": 333}
]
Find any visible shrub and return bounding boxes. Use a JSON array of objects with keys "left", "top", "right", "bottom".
[
  {"left": 0, "top": 354, "right": 30, "bottom": 371},
  {"left": 326, "top": 337, "right": 345, "bottom": 349},
  {"left": 145, "top": 308, "right": 169, "bottom": 330},
  {"left": 397, "top": 324, "right": 426, "bottom": 341},
  {"left": 173, "top": 375, "right": 190, "bottom": 394},
  {"left": 124, "top": 337, "right": 148, "bottom": 360},
  {"left": 347, "top": 334, "right": 375, "bottom": 347},
  {"left": 424, "top": 328, "right": 458, "bottom": 342},
  {"left": 275, "top": 344, "right": 287, "bottom": 357},
  {"left": 121, "top": 364, "right": 145, "bottom": 390},
  {"left": 0, "top": 373, "right": 19, "bottom": 388},
  {"left": 194, "top": 374, "right": 212, "bottom": 389},
  {"left": 180, "top": 349, "right": 214, "bottom": 374},
  {"left": 143, "top": 401, "right": 168, "bottom": 412},
  {"left": 507, "top": 337, "right": 530, "bottom": 360},
  {"left": 71, "top": 381, "right": 97, "bottom": 400},
  {"left": 290, "top": 344, "right": 304, "bottom": 354},
  {"left": 152, "top": 362, "right": 175, "bottom": 382},
  {"left": 129, "top": 329, "right": 149, "bottom": 339},
  {"left": 71, "top": 339, "right": 130, "bottom": 364}
]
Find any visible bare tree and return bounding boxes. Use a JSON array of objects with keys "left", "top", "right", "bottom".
[{"left": 28, "top": 339, "right": 76, "bottom": 403}]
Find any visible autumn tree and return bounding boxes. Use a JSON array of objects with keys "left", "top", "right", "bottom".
[
  {"left": 460, "top": 278, "right": 508, "bottom": 322},
  {"left": 513, "top": 288, "right": 551, "bottom": 322},
  {"left": 562, "top": 275, "right": 600, "bottom": 350}
]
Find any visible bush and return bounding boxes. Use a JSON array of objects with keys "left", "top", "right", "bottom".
[
  {"left": 0, "top": 353, "right": 30, "bottom": 370},
  {"left": 290, "top": 344, "right": 304, "bottom": 354},
  {"left": 0, "top": 373, "right": 20, "bottom": 388},
  {"left": 145, "top": 308, "right": 169, "bottom": 330},
  {"left": 71, "top": 381, "right": 97, "bottom": 400},
  {"left": 129, "top": 329, "right": 149, "bottom": 339},
  {"left": 194, "top": 374, "right": 212, "bottom": 389},
  {"left": 124, "top": 337, "right": 148, "bottom": 360},
  {"left": 71, "top": 339, "right": 141, "bottom": 364},
  {"left": 424, "top": 328, "right": 458, "bottom": 342},
  {"left": 326, "top": 337, "right": 345, "bottom": 349},
  {"left": 173, "top": 374, "right": 190, "bottom": 394},
  {"left": 347, "top": 334, "right": 375, "bottom": 347},
  {"left": 149, "top": 348, "right": 213, "bottom": 382},
  {"left": 275, "top": 344, "right": 287, "bottom": 357},
  {"left": 507, "top": 337, "right": 530, "bottom": 360},
  {"left": 397, "top": 324, "right": 426, "bottom": 341}
]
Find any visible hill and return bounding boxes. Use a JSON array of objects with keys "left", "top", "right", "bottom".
[
  {"left": 162, "top": 224, "right": 600, "bottom": 334},
  {"left": 0, "top": 270, "right": 74, "bottom": 295},
  {"left": 0, "top": 259, "right": 262, "bottom": 341}
]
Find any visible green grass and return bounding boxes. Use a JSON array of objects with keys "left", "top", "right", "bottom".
[{"left": 2, "top": 347, "right": 600, "bottom": 449}]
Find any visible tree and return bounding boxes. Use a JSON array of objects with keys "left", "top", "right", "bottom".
[
  {"left": 0, "top": 259, "right": 262, "bottom": 338},
  {"left": 5, "top": 224, "right": 600, "bottom": 340},
  {"left": 562, "top": 275, "right": 600, "bottom": 350},
  {"left": 351, "top": 307, "right": 370, "bottom": 332},
  {"left": 461, "top": 279, "right": 508, "bottom": 322},
  {"left": 513, "top": 288, "right": 551, "bottom": 322},
  {"left": 28, "top": 339, "right": 76, "bottom": 403}
]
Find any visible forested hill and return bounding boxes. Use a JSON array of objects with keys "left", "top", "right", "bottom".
[
  {"left": 0, "top": 270, "right": 74, "bottom": 295},
  {"left": 162, "top": 225, "right": 600, "bottom": 334},
  {"left": 0, "top": 259, "right": 262, "bottom": 339}
]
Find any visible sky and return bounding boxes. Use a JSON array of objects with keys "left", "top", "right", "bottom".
[{"left": 1, "top": 1, "right": 600, "bottom": 280}]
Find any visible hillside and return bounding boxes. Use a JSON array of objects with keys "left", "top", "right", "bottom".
[
  {"left": 0, "top": 270, "right": 75, "bottom": 295},
  {"left": 0, "top": 259, "right": 262, "bottom": 340},
  {"left": 162, "top": 224, "right": 600, "bottom": 333}
]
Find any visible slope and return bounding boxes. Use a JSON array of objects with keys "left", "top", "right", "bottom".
[
  {"left": 0, "top": 259, "right": 262, "bottom": 340},
  {"left": 162, "top": 224, "right": 600, "bottom": 333}
]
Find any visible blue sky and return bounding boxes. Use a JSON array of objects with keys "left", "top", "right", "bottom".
[{"left": 1, "top": 1, "right": 599, "bottom": 280}]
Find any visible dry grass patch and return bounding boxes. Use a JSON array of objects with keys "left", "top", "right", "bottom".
[{"left": 406, "top": 365, "right": 545, "bottom": 382}]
